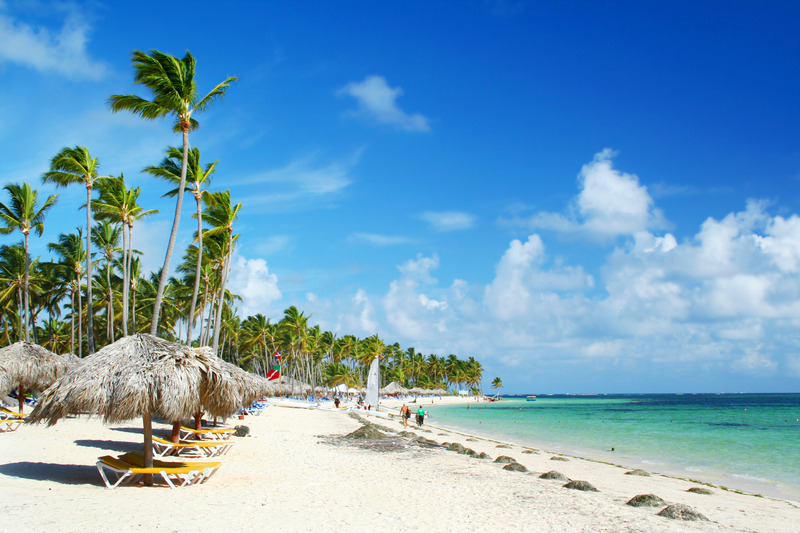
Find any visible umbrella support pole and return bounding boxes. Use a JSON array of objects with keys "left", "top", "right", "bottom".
[
  {"left": 171, "top": 421, "right": 181, "bottom": 443},
  {"left": 17, "top": 384, "right": 24, "bottom": 414},
  {"left": 143, "top": 412, "right": 154, "bottom": 486}
]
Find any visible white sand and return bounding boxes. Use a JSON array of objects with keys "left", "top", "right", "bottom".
[{"left": 1, "top": 402, "right": 797, "bottom": 533}]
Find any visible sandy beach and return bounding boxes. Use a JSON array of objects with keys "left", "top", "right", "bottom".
[{"left": 1, "top": 400, "right": 797, "bottom": 533}]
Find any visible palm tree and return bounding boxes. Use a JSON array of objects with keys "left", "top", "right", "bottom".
[
  {"left": 92, "top": 176, "right": 157, "bottom": 337},
  {"left": 202, "top": 191, "right": 241, "bottom": 353},
  {"left": 91, "top": 222, "right": 122, "bottom": 343},
  {"left": 109, "top": 49, "right": 237, "bottom": 336},
  {"left": 143, "top": 146, "right": 216, "bottom": 344},
  {"left": 42, "top": 146, "right": 104, "bottom": 354},
  {"left": 0, "top": 243, "right": 30, "bottom": 341},
  {"left": 0, "top": 183, "right": 59, "bottom": 342},
  {"left": 491, "top": 377, "right": 503, "bottom": 392},
  {"left": 48, "top": 231, "right": 86, "bottom": 356}
]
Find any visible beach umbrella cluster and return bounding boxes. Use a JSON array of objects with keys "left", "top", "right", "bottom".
[
  {"left": 27, "top": 334, "right": 264, "bottom": 475},
  {"left": 0, "top": 341, "right": 78, "bottom": 413}
]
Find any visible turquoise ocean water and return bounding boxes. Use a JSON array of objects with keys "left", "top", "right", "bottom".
[{"left": 427, "top": 394, "right": 800, "bottom": 501}]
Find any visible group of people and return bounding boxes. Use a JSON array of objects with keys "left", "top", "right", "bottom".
[{"left": 399, "top": 404, "right": 428, "bottom": 428}]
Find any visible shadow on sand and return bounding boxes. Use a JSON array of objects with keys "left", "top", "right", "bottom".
[
  {"left": 0, "top": 462, "right": 102, "bottom": 486},
  {"left": 74, "top": 439, "right": 142, "bottom": 454}
]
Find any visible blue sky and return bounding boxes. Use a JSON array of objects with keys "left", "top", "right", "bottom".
[{"left": 1, "top": 1, "right": 799, "bottom": 394}]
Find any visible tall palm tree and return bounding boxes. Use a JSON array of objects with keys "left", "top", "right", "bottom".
[
  {"left": 48, "top": 230, "right": 86, "bottom": 356},
  {"left": 42, "top": 146, "right": 104, "bottom": 354},
  {"left": 491, "top": 377, "right": 503, "bottom": 392},
  {"left": 0, "top": 183, "right": 59, "bottom": 342},
  {"left": 91, "top": 222, "right": 122, "bottom": 343},
  {"left": 109, "top": 49, "right": 237, "bottom": 336},
  {"left": 92, "top": 177, "right": 156, "bottom": 336},
  {"left": 0, "top": 243, "right": 30, "bottom": 341},
  {"left": 143, "top": 146, "right": 216, "bottom": 344},
  {"left": 202, "top": 191, "right": 241, "bottom": 353}
]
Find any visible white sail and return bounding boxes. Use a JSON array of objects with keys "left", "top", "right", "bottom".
[{"left": 366, "top": 357, "right": 380, "bottom": 409}]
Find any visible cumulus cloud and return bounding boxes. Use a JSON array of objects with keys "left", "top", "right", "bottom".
[
  {"left": 226, "top": 254, "right": 282, "bottom": 317},
  {"left": 418, "top": 211, "right": 476, "bottom": 231},
  {"left": 0, "top": 5, "right": 107, "bottom": 80},
  {"left": 338, "top": 75, "right": 430, "bottom": 132},
  {"left": 506, "top": 149, "right": 668, "bottom": 240}
]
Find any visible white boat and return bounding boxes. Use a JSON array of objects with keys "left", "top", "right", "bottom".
[{"left": 526, "top": 395, "right": 537, "bottom": 401}]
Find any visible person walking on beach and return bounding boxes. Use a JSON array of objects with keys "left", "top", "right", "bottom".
[
  {"left": 400, "top": 404, "right": 410, "bottom": 428},
  {"left": 416, "top": 406, "right": 425, "bottom": 427}
]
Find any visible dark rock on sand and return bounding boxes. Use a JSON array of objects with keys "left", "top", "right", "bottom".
[
  {"left": 464, "top": 448, "right": 478, "bottom": 457},
  {"left": 563, "top": 480, "right": 599, "bottom": 492},
  {"left": 466, "top": 438, "right": 478, "bottom": 442},
  {"left": 494, "top": 455, "right": 517, "bottom": 464},
  {"left": 447, "top": 443, "right": 467, "bottom": 453},
  {"left": 438, "top": 433, "right": 447, "bottom": 436},
  {"left": 474, "top": 452, "right": 491, "bottom": 460},
  {"left": 234, "top": 425, "right": 250, "bottom": 437},
  {"left": 657, "top": 504, "right": 708, "bottom": 521},
  {"left": 687, "top": 487, "right": 714, "bottom": 495},
  {"left": 627, "top": 494, "right": 666, "bottom": 507},
  {"left": 550, "top": 456, "right": 569, "bottom": 462},
  {"left": 625, "top": 469, "right": 650, "bottom": 476},
  {"left": 522, "top": 449, "right": 537, "bottom": 454},
  {"left": 399, "top": 431, "right": 417, "bottom": 438},
  {"left": 415, "top": 437, "right": 439, "bottom": 446},
  {"left": 503, "top": 462, "right": 529, "bottom": 472},
  {"left": 346, "top": 425, "right": 387, "bottom": 439},
  {"left": 539, "top": 470, "right": 567, "bottom": 481},
  {"left": 496, "top": 444, "right": 511, "bottom": 448}
]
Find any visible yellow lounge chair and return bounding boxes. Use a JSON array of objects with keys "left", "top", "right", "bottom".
[
  {"left": 179, "top": 425, "right": 236, "bottom": 441},
  {"left": 96, "top": 455, "right": 211, "bottom": 489},
  {"left": 0, "top": 406, "right": 25, "bottom": 432},
  {"left": 151, "top": 435, "right": 234, "bottom": 458},
  {"left": 118, "top": 452, "right": 222, "bottom": 484}
]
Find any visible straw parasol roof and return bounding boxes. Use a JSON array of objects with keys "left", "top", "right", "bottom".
[
  {"left": 28, "top": 335, "right": 242, "bottom": 426},
  {"left": 215, "top": 358, "right": 273, "bottom": 407},
  {"left": 380, "top": 381, "right": 408, "bottom": 395},
  {"left": 0, "top": 341, "right": 78, "bottom": 411}
]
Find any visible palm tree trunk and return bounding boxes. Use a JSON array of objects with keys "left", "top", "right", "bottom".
[
  {"left": 107, "top": 259, "right": 114, "bottom": 342},
  {"left": 77, "top": 274, "right": 83, "bottom": 357},
  {"left": 186, "top": 194, "right": 203, "bottom": 345},
  {"left": 16, "top": 286, "right": 22, "bottom": 341},
  {"left": 121, "top": 221, "right": 128, "bottom": 337},
  {"left": 151, "top": 128, "right": 190, "bottom": 335},
  {"left": 212, "top": 233, "right": 232, "bottom": 354},
  {"left": 70, "top": 289, "right": 75, "bottom": 355},
  {"left": 85, "top": 186, "right": 95, "bottom": 354},
  {"left": 23, "top": 231, "right": 29, "bottom": 342},
  {"left": 128, "top": 223, "right": 135, "bottom": 333}
]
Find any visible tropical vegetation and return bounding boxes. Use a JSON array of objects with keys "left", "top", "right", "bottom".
[{"left": 0, "top": 48, "right": 485, "bottom": 395}]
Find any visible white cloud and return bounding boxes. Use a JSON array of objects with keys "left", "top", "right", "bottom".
[
  {"left": 418, "top": 211, "right": 476, "bottom": 231},
  {"left": 349, "top": 233, "right": 414, "bottom": 246},
  {"left": 233, "top": 154, "right": 356, "bottom": 211},
  {"left": 0, "top": 6, "right": 107, "bottom": 80},
  {"left": 338, "top": 75, "right": 430, "bottom": 132},
  {"left": 300, "top": 198, "right": 800, "bottom": 389},
  {"left": 506, "top": 149, "right": 668, "bottom": 240},
  {"left": 226, "top": 254, "right": 282, "bottom": 317}
]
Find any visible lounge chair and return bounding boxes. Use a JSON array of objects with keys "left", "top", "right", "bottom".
[
  {"left": 119, "top": 452, "right": 222, "bottom": 484},
  {"left": 179, "top": 425, "right": 236, "bottom": 441},
  {"left": 96, "top": 455, "right": 218, "bottom": 489},
  {"left": 0, "top": 406, "right": 25, "bottom": 432},
  {"left": 151, "top": 436, "right": 234, "bottom": 458}
]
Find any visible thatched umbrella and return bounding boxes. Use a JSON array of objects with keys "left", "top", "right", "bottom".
[
  {"left": 0, "top": 341, "right": 77, "bottom": 413},
  {"left": 27, "top": 334, "right": 240, "bottom": 477}
]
